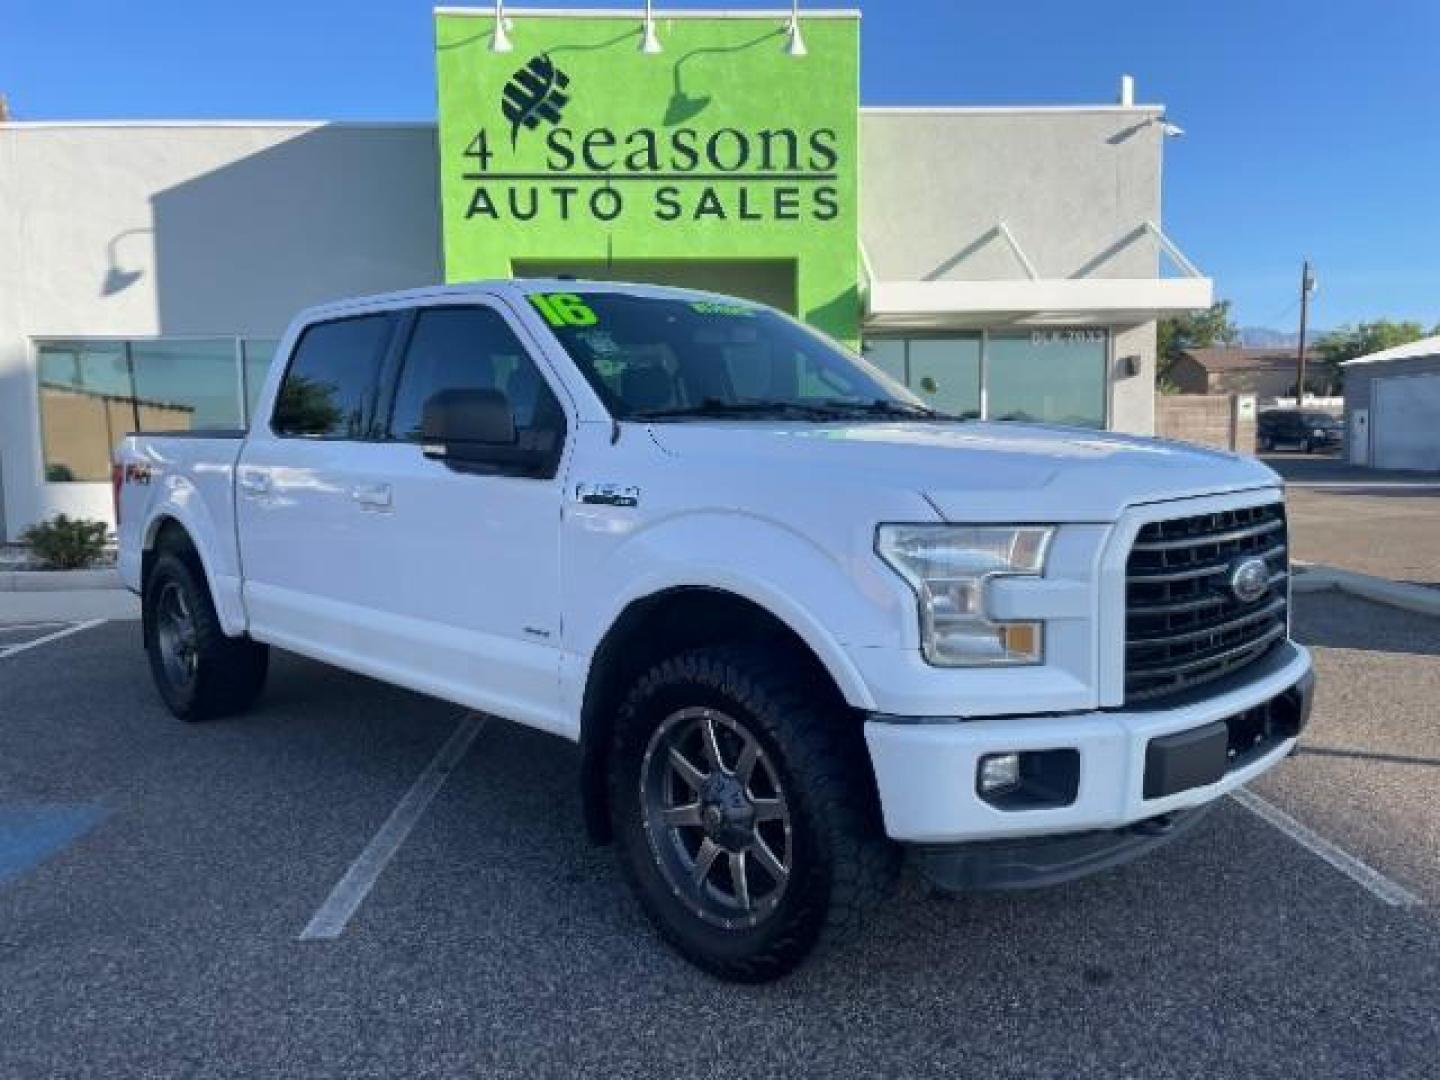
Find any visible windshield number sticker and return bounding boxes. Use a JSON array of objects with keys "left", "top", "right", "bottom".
[
  {"left": 531, "top": 293, "right": 598, "bottom": 328},
  {"left": 690, "top": 301, "right": 755, "bottom": 318}
]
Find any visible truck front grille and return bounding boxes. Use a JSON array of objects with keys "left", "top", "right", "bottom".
[{"left": 1125, "top": 501, "right": 1289, "bottom": 704}]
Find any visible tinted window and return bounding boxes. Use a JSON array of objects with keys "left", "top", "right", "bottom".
[
  {"left": 273, "top": 315, "right": 394, "bottom": 438},
  {"left": 389, "top": 306, "right": 565, "bottom": 459}
]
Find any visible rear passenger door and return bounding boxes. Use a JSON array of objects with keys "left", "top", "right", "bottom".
[
  {"left": 353, "top": 301, "right": 572, "bottom": 733},
  {"left": 237, "top": 311, "right": 401, "bottom": 662}
]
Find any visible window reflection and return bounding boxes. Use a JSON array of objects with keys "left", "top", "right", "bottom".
[
  {"left": 908, "top": 338, "right": 981, "bottom": 419},
  {"left": 36, "top": 336, "right": 266, "bottom": 483},
  {"left": 862, "top": 330, "right": 1107, "bottom": 428},
  {"left": 242, "top": 338, "right": 279, "bottom": 422},
  {"left": 37, "top": 341, "right": 138, "bottom": 483},
  {"left": 988, "top": 330, "right": 1106, "bottom": 428}
]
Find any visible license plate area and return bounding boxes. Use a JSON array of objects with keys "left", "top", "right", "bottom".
[{"left": 1142, "top": 675, "right": 1313, "bottom": 800}]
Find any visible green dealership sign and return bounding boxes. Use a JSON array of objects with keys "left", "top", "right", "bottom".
[{"left": 435, "top": 12, "right": 860, "bottom": 341}]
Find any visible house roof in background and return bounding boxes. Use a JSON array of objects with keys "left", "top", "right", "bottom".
[
  {"left": 1342, "top": 333, "right": 1440, "bottom": 367},
  {"left": 1180, "top": 346, "right": 1315, "bottom": 372}
]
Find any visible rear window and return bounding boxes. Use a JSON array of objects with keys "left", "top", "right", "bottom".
[{"left": 272, "top": 315, "right": 395, "bottom": 438}]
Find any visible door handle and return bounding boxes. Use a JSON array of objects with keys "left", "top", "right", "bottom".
[
  {"left": 351, "top": 483, "right": 393, "bottom": 510},
  {"left": 238, "top": 470, "right": 271, "bottom": 497}
]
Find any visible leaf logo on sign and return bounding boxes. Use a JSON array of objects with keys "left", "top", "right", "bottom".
[{"left": 500, "top": 55, "right": 571, "bottom": 147}]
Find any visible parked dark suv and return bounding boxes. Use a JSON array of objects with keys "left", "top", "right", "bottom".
[{"left": 1257, "top": 409, "right": 1343, "bottom": 453}]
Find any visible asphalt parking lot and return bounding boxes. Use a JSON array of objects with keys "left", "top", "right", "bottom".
[
  {"left": 1264, "top": 452, "right": 1440, "bottom": 584},
  {"left": 1, "top": 595, "right": 1437, "bottom": 1079}
]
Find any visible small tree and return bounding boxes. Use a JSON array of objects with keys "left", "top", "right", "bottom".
[
  {"left": 1315, "top": 319, "right": 1432, "bottom": 392},
  {"left": 1157, "top": 301, "right": 1239, "bottom": 391},
  {"left": 20, "top": 514, "right": 110, "bottom": 570}
]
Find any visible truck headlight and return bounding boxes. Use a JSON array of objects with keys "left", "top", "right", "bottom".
[{"left": 876, "top": 525, "right": 1054, "bottom": 666}]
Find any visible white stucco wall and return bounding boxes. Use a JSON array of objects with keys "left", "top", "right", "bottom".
[
  {"left": 860, "top": 107, "right": 1164, "bottom": 283},
  {"left": 860, "top": 108, "right": 1172, "bottom": 436},
  {"left": 0, "top": 122, "right": 442, "bottom": 539}
]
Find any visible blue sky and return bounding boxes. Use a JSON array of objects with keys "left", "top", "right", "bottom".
[{"left": 3, "top": 0, "right": 1437, "bottom": 331}]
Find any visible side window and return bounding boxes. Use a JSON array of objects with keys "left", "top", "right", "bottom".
[
  {"left": 388, "top": 305, "right": 566, "bottom": 460},
  {"left": 272, "top": 315, "right": 394, "bottom": 438}
]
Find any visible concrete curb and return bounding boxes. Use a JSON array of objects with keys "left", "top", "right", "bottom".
[
  {"left": 0, "top": 568, "right": 121, "bottom": 592},
  {"left": 1293, "top": 563, "right": 1440, "bottom": 618}
]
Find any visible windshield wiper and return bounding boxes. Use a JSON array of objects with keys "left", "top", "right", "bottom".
[
  {"left": 632, "top": 398, "right": 847, "bottom": 421},
  {"left": 818, "top": 398, "right": 960, "bottom": 421}
]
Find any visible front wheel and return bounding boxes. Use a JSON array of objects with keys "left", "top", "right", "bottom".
[
  {"left": 608, "top": 646, "right": 898, "bottom": 982},
  {"left": 144, "top": 551, "right": 268, "bottom": 721}
]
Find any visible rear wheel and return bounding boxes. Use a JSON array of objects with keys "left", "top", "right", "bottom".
[
  {"left": 144, "top": 551, "right": 268, "bottom": 721},
  {"left": 608, "top": 646, "right": 898, "bottom": 982}
]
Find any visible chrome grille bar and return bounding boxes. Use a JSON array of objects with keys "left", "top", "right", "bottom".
[{"left": 1124, "top": 501, "right": 1289, "bottom": 704}]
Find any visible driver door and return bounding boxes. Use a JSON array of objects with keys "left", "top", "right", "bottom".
[{"left": 353, "top": 300, "right": 572, "bottom": 734}]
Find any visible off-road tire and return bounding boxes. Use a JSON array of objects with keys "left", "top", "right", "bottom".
[
  {"left": 608, "top": 645, "right": 899, "bottom": 982},
  {"left": 143, "top": 551, "right": 268, "bottom": 721}
]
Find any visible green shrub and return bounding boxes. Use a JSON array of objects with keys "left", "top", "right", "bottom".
[{"left": 19, "top": 514, "right": 110, "bottom": 570}]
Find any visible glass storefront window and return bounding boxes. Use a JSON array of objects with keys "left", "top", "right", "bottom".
[
  {"left": 36, "top": 335, "right": 279, "bottom": 483},
  {"left": 242, "top": 338, "right": 280, "bottom": 423},
  {"left": 908, "top": 338, "right": 981, "bottom": 419},
  {"left": 130, "top": 339, "right": 244, "bottom": 432},
  {"left": 860, "top": 339, "right": 906, "bottom": 386},
  {"left": 36, "top": 341, "right": 134, "bottom": 482},
  {"left": 862, "top": 329, "right": 1107, "bottom": 428},
  {"left": 987, "top": 329, "right": 1107, "bottom": 429},
  {"left": 860, "top": 336, "right": 983, "bottom": 420}
]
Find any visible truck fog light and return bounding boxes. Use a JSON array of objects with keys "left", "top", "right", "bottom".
[{"left": 978, "top": 752, "right": 1021, "bottom": 795}]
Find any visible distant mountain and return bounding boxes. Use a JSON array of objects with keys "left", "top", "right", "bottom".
[
  {"left": 1237, "top": 327, "right": 1336, "bottom": 348},
  {"left": 1238, "top": 327, "right": 1301, "bottom": 348}
]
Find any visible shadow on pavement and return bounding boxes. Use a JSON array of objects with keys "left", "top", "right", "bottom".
[
  {"left": 1262, "top": 452, "right": 1439, "bottom": 485},
  {"left": 1292, "top": 593, "right": 1440, "bottom": 658}
]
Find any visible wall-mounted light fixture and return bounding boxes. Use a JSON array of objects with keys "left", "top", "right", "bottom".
[
  {"left": 640, "top": 0, "right": 663, "bottom": 54},
  {"left": 1156, "top": 115, "right": 1185, "bottom": 138},
  {"left": 785, "top": 0, "right": 807, "bottom": 56},
  {"left": 490, "top": 0, "right": 513, "bottom": 53},
  {"left": 1121, "top": 354, "right": 1143, "bottom": 378}
]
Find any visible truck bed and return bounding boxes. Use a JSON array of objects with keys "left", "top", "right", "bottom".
[{"left": 114, "top": 433, "right": 248, "bottom": 631}]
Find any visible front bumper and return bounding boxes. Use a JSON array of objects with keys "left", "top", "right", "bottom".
[{"left": 863, "top": 641, "right": 1313, "bottom": 846}]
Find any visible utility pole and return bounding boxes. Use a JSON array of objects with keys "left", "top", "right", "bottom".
[{"left": 1295, "top": 260, "right": 1315, "bottom": 405}]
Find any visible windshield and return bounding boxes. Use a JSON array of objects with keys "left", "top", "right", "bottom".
[
  {"left": 524, "top": 290, "right": 937, "bottom": 421},
  {"left": 1299, "top": 412, "right": 1341, "bottom": 426}
]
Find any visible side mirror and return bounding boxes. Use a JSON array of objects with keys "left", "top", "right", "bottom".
[{"left": 420, "top": 388, "right": 547, "bottom": 474}]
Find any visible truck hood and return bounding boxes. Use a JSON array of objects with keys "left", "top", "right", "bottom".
[{"left": 645, "top": 420, "right": 1280, "bottom": 522}]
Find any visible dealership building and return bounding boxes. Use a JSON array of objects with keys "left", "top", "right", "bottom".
[{"left": 0, "top": 6, "right": 1212, "bottom": 540}]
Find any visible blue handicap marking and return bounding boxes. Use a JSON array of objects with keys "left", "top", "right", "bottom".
[{"left": 0, "top": 803, "right": 107, "bottom": 888}]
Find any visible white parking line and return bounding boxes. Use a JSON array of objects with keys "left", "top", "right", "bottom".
[
  {"left": 0, "top": 619, "right": 107, "bottom": 659},
  {"left": 1231, "top": 787, "right": 1423, "bottom": 908},
  {"left": 300, "top": 712, "right": 488, "bottom": 941}
]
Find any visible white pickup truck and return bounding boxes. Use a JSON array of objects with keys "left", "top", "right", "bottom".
[{"left": 117, "top": 280, "right": 1313, "bottom": 981}]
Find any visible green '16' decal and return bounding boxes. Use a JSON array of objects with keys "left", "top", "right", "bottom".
[{"left": 530, "top": 293, "right": 597, "bottom": 328}]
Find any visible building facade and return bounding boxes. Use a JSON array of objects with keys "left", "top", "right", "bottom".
[
  {"left": 1342, "top": 335, "right": 1440, "bottom": 470},
  {"left": 1169, "top": 346, "right": 1322, "bottom": 402},
  {"left": 0, "top": 7, "right": 1212, "bottom": 540}
]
